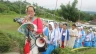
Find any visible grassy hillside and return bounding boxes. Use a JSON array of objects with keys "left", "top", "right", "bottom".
[
  {"left": 0, "top": 14, "right": 25, "bottom": 53},
  {"left": 0, "top": 14, "right": 23, "bottom": 32}
]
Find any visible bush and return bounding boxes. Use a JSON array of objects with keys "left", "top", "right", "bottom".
[
  {"left": 6, "top": 32, "right": 25, "bottom": 54},
  {"left": 8, "top": 11, "right": 17, "bottom": 14},
  {"left": 2, "top": 11, "right": 17, "bottom": 15},
  {"left": 52, "top": 47, "right": 75, "bottom": 54},
  {"left": 0, "top": 31, "right": 11, "bottom": 52}
]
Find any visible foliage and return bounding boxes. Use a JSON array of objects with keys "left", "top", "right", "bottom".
[
  {"left": 52, "top": 47, "right": 96, "bottom": 54},
  {"left": 79, "top": 11, "right": 94, "bottom": 21},
  {"left": 58, "top": 0, "right": 96, "bottom": 22},
  {"left": 0, "top": 1, "right": 63, "bottom": 21},
  {"left": 0, "top": 14, "right": 25, "bottom": 53},
  {"left": 59, "top": 0, "right": 79, "bottom": 22},
  {"left": 0, "top": 31, "right": 11, "bottom": 52},
  {"left": 0, "top": 1, "right": 30, "bottom": 14},
  {"left": 52, "top": 47, "right": 75, "bottom": 54}
]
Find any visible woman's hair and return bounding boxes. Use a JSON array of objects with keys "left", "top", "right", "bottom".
[
  {"left": 72, "top": 24, "right": 76, "bottom": 27},
  {"left": 63, "top": 23, "right": 67, "bottom": 26},
  {"left": 26, "top": 5, "right": 35, "bottom": 12}
]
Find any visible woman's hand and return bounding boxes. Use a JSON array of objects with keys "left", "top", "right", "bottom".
[{"left": 27, "top": 24, "right": 34, "bottom": 31}]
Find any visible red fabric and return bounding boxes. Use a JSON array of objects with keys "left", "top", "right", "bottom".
[
  {"left": 22, "top": 18, "right": 43, "bottom": 34},
  {"left": 24, "top": 39, "right": 30, "bottom": 54},
  {"left": 61, "top": 41, "right": 64, "bottom": 48},
  {"left": 23, "top": 18, "right": 43, "bottom": 54},
  {"left": 33, "top": 18, "right": 43, "bottom": 34},
  {"left": 82, "top": 42, "right": 84, "bottom": 46}
]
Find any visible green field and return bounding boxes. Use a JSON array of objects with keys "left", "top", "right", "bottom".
[
  {"left": 0, "top": 14, "right": 25, "bottom": 53},
  {"left": 0, "top": 14, "right": 24, "bottom": 32},
  {"left": 0, "top": 14, "right": 96, "bottom": 54}
]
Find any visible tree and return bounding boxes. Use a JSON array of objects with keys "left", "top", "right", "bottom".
[
  {"left": 0, "top": 3, "right": 8, "bottom": 13},
  {"left": 59, "top": 0, "right": 79, "bottom": 22}
]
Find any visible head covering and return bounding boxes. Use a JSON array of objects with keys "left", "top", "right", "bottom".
[
  {"left": 77, "top": 27, "right": 81, "bottom": 29},
  {"left": 81, "top": 26, "right": 83, "bottom": 29},
  {"left": 47, "top": 22, "right": 55, "bottom": 44},
  {"left": 48, "top": 22, "right": 54, "bottom": 30},
  {"left": 90, "top": 28, "right": 93, "bottom": 32},
  {"left": 94, "top": 32, "right": 96, "bottom": 35},
  {"left": 87, "top": 30, "right": 91, "bottom": 33}
]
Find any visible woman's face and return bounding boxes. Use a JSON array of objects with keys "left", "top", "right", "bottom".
[
  {"left": 49, "top": 24, "right": 52, "bottom": 30},
  {"left": 72, "top": 26, "right": 75, "bottom": 29},
  {"left": 27, "top": 7, "right": 35, "bottom": 18},
  {"left": 63, "top": 25, "right": 67, "bottom": 29},
  {"left": 59, "top": 24, "right": 63, "bottom": 28},
  {"left": 54, "top": 23, "right": 57, "bottom": 28}
]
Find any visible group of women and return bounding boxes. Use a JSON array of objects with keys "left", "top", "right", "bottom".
[{"left": 42, "top": 21, "right": 96, "bottom": 54}]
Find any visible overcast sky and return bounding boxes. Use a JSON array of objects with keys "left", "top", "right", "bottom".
[{"left": 8, "top": 0, "right": 96, "bottom": 12}]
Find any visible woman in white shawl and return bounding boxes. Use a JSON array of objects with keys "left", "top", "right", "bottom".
[
  {"left": 60, "top": 23, "right": 70, "bottom": 48},
  {"left": 42, "top": 22, "right": 56, "bottom": 54},
  {"left": 84, "top": 30, "right": 92, "bottom": 47},
  {"left": 54, "top": 22, "right": 61, "bottom": 48},
  {"left": 74, "top": 27, "right": 82, "bottom": 48}
]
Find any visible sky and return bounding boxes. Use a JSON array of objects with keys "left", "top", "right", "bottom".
[{"left": 8, "top": 0, "right": 96, "bottom": 12}]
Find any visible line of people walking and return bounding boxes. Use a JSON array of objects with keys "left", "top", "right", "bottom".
[{"left": 42, "top": 21, "right": 96, "bottom": 54}]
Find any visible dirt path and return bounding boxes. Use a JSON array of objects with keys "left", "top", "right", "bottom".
[{"left": 1, "top": 52, "right": 20, "bottom": 54}]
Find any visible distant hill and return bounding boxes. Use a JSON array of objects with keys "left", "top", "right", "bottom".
[{"left": 83, "top": 11, "right": 96, "bottom": 14}]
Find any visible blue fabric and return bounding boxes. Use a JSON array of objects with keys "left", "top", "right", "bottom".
[
  {"left": 79, "top": 41, "right": 82, "bottom": 47},
  {"left": 74, "top": 40, "right": 81, "bottom": 48},
  {"left": 61, "top": 30, "right": 69, "bottom": 41},
  {"left": 79, "top": 30, "right": 85, "bottom": 47},
  {"left": 62, "top": 36, "right": 65, "bottom": 42},
  {"left": 84, "top": 41, "right": 92, "bottom": 47},
  {"left": 67, "top": 30, "right": 69, "bottom": 40},
  {"left": 59, "top": 28, "right": 62, "bottom": 32},
  {"left": 43, "top": 27, "right": 49, "bottom": 37},
  {"left": 42, "top": 27, "right": 56, "bottom": 54},
  {"left": 62, "top": 30, "right": 65, "bottom": 41},
  {"left": 84, "top": 33, "right": 92, "bottom": 47},
  {"left": 42, "top": 44, "right": 55, "bottom": 54},
  {"left": 81, "top": 30, "right": 86, "bottom": 41},
  {"left": 84, "top": 33, "right": 92, "bottom": 42},
  {"left": 92, "top": 36, "right": 96, "bottom": 48}
]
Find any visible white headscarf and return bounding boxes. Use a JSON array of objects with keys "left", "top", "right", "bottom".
[
  {"left": 47, "top": 22, "right": 55, "bottom": 44},
  {"left": 49, "top": 22, "right": 54, "bottom": 30}
]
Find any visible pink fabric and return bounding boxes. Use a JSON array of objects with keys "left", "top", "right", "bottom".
[{"left": 33, "top": 18, "right": 43, "bottom": 34}]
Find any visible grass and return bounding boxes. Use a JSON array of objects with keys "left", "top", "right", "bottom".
[
  {"left": 0, "top": 14, "right": 24, "bottom": 31},
  {"left": 0, "top": 14, "right": 25, "bottom": 53},
  {"left": 77, "top": 48, "right": 96, "bottom": 54}
]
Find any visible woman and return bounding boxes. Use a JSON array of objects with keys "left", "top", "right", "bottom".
[
  {"left": 84, "top": 30, "right": 92, "bottom": 47},
  {"left": 60, "top": 23, "right": 69, "bottom": 48},
  {"left": 21, "top": 6, "right": 43, "bottom": 54},
  {"left": 67, "top": 24, "right": 78, "bottom": 48},
  {"left": 92, "top": 32, "right": 96, "bottom": 48},
  {"left": 42, "top": 22, "right": 56, "bottom": 54},
  {"left": 74, "top": 27, "right": 82, "bottom": 48},
  {"left": 54, "top": 22, "right": 61, "bottom": 48}
]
